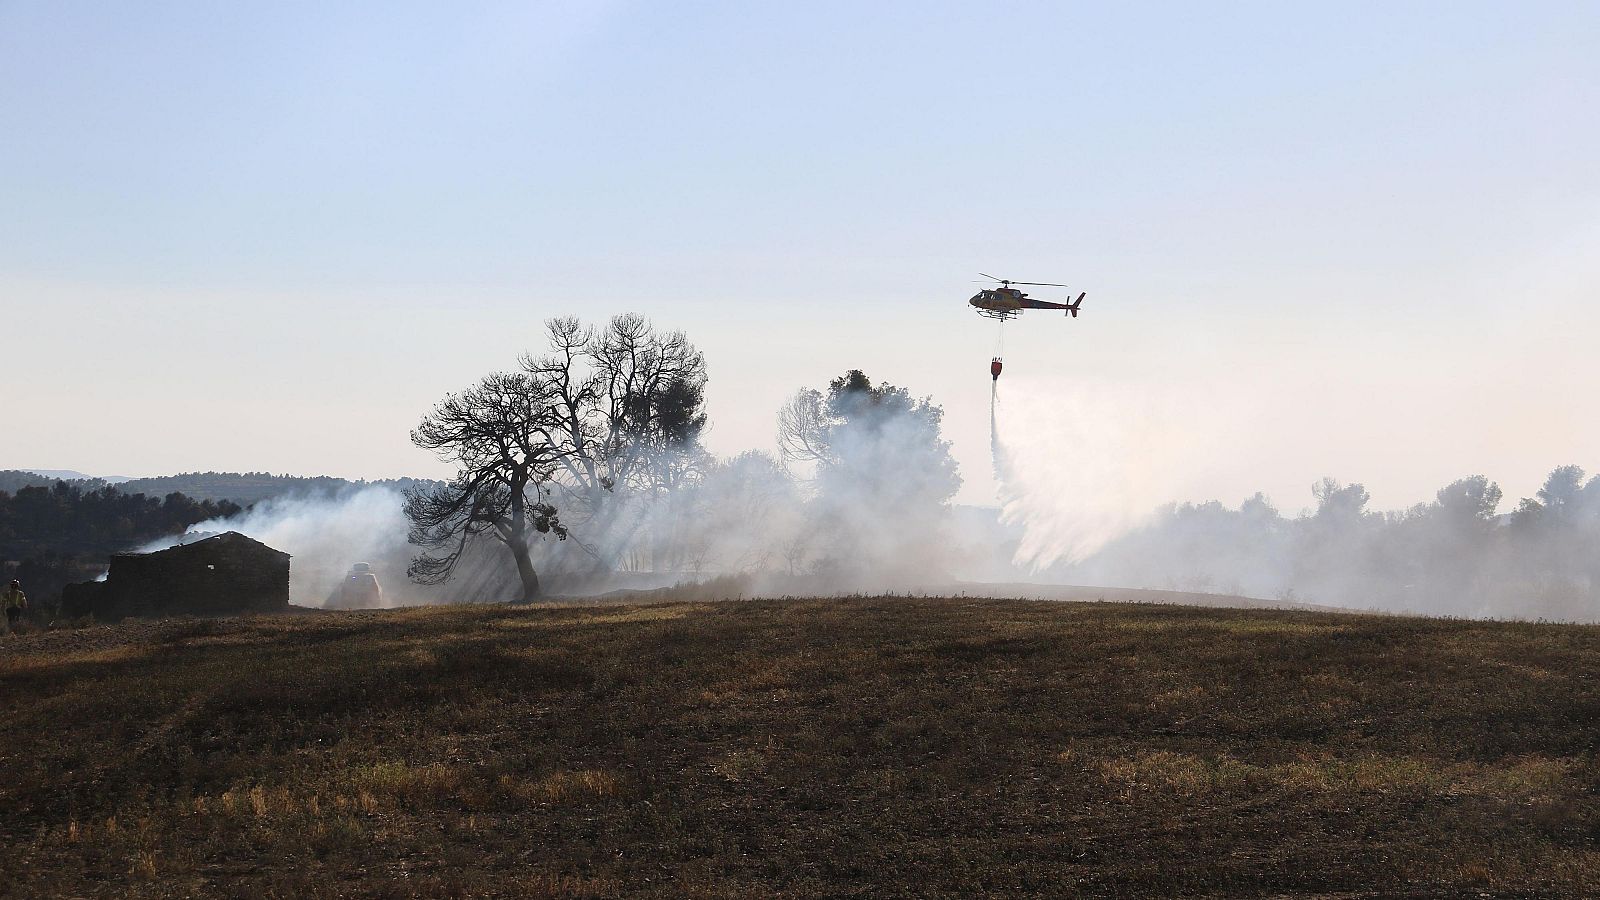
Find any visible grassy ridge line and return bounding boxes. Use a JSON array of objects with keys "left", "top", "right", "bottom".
[
  {"left": 553, "top": 577, "right": 1338, "bottom": 613},
  {"left": 1, "top": 598, "right": 1598, "bottom": 897}
]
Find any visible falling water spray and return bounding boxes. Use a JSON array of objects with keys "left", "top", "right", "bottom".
[{"left": 989, "top": 376, "right": 1230, "bottom": 569}]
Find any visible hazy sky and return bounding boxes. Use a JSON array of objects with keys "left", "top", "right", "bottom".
[{"left": 2, "top": 1, "right": 1597, "bottom": 511}]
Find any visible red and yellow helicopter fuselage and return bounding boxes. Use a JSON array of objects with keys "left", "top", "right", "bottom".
[{"left": 969, "top": 286, "right": 1085, "bottom": 320}]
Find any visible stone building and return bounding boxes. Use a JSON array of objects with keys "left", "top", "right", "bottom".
[{"left": 62, "top": 531, "right": 290, "bottom": 620}]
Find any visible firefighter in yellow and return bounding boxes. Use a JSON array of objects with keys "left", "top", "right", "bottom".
[{"left": 3, "top": 580, "right": 26, "bottom": 633}]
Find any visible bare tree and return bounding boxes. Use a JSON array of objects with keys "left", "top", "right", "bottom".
[
  {"left": 522, "top": 314, "right": 709, "bottom": 570},
  {"left": 521, "top": 317, "right": 605, "bottom": 513},
  {"left": 404, "top": 372, "right": 568, "bottom": 602},
  {"left": 405, "top": 315, "right": 709, "bottom": 597},
  {"left": 777, "top": 388, "right": 829, "bottom": 468}
]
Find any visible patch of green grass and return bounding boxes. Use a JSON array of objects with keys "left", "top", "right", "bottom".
[{"left": 1, "top": 598, "right": 1598, "bottom": 896}]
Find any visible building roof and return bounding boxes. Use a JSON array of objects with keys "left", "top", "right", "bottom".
[{"left": 112, "top": 530, "right": 291, "bottom": 561}]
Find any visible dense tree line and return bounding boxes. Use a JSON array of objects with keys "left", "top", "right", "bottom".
[
  {"left": 116, "top": 472, "right": 437, "bottom": 506},
  {"left": 0, "top": 482, "right": 242, "bottom": 613},
  {"left": 0, "top": 482, "right": 241, "bottom": 559},
  {"left": 0, "top": 470, "right": 88, "bottom": 495},
  {"left": 0, "top": 470, "right": 439, "bottom": 507}
]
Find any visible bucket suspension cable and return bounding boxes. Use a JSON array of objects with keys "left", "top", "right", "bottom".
[{"left": 990, "top": 318, "right": 1005, "bottom": 382}]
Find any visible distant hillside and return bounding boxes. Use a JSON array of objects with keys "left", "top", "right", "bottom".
[
  {"left": 0, "top": 479, "right": 244, "bottom": 607},
  {"left": 20, "top": 469, "right": 130, "bottom": 484},
  {"left": 109, "top": 472, "right": 438, "bottom": 506},
  {"left": 0, "top": 470, "right": 118, "bottom": 495},
  {"left": 0, "top": 471, "right": 65, "bottom": 494},
  {"left": 4, "top": 469, "right": 438, "bottom": 507}
]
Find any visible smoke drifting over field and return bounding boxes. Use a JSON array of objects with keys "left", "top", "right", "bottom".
[
  {"left": 148, "top": 487, "right": 426, "bottom": 607},
  {"left": 138, "top": 371, "right": 1599, "bottom": 623},
  {"left": 991, "top": 378, "right": 1600, "bottom": 622},
  {"left": 151, "top": 370, "right": 970, "bottom": 606}
]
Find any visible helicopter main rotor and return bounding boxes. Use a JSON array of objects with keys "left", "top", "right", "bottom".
[{"left": 976, "top": 273, "right": 1068, "bottom": 288}]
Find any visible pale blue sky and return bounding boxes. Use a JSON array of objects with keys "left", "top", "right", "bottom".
[{"left": 3, "top": 2, "right": 1597, "bottom": 509}]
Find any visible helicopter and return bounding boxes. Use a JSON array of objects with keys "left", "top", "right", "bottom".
[
  {"left": 970, "top": 274, "right": 1086, "bottom": 381},
  {"left": 969, "top": 274, "right": 1085, "bottom": 320}
]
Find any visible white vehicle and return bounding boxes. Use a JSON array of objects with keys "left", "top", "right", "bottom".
[{"left": 330, "top": 562, "right": 383, "bottom": 609}]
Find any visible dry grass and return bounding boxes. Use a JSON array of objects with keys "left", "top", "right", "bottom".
[{"left": 1, "top": 597, "right": 1598, "bottom": 897}]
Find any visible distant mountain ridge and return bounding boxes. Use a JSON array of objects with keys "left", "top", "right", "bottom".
[
  {"left": 0, "top": 470, "right": 440, "bottom": 506},
  {"left": 22, "top": 469, "right": 132, "bottom": 484},
  {"left": 114, "top": 472, "right": 439, "bottom": 506}
]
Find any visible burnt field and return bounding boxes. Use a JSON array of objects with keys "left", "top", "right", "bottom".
[{"left": 2, "top": 597, "right": 1598, "bottom": 897}]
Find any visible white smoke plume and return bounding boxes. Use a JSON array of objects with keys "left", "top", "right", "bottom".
[
  {"left": 144, "top": 374, "right": 976, "bottom": 610},
  {"left": 522, "top": 402, "right": 966, "bottom": 597},
  {"left": 144, "top": 486, "right": 429, "bottom": 608},
  {"left": 123, "top": 377, "right": 1600, "bottom": 623}
]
